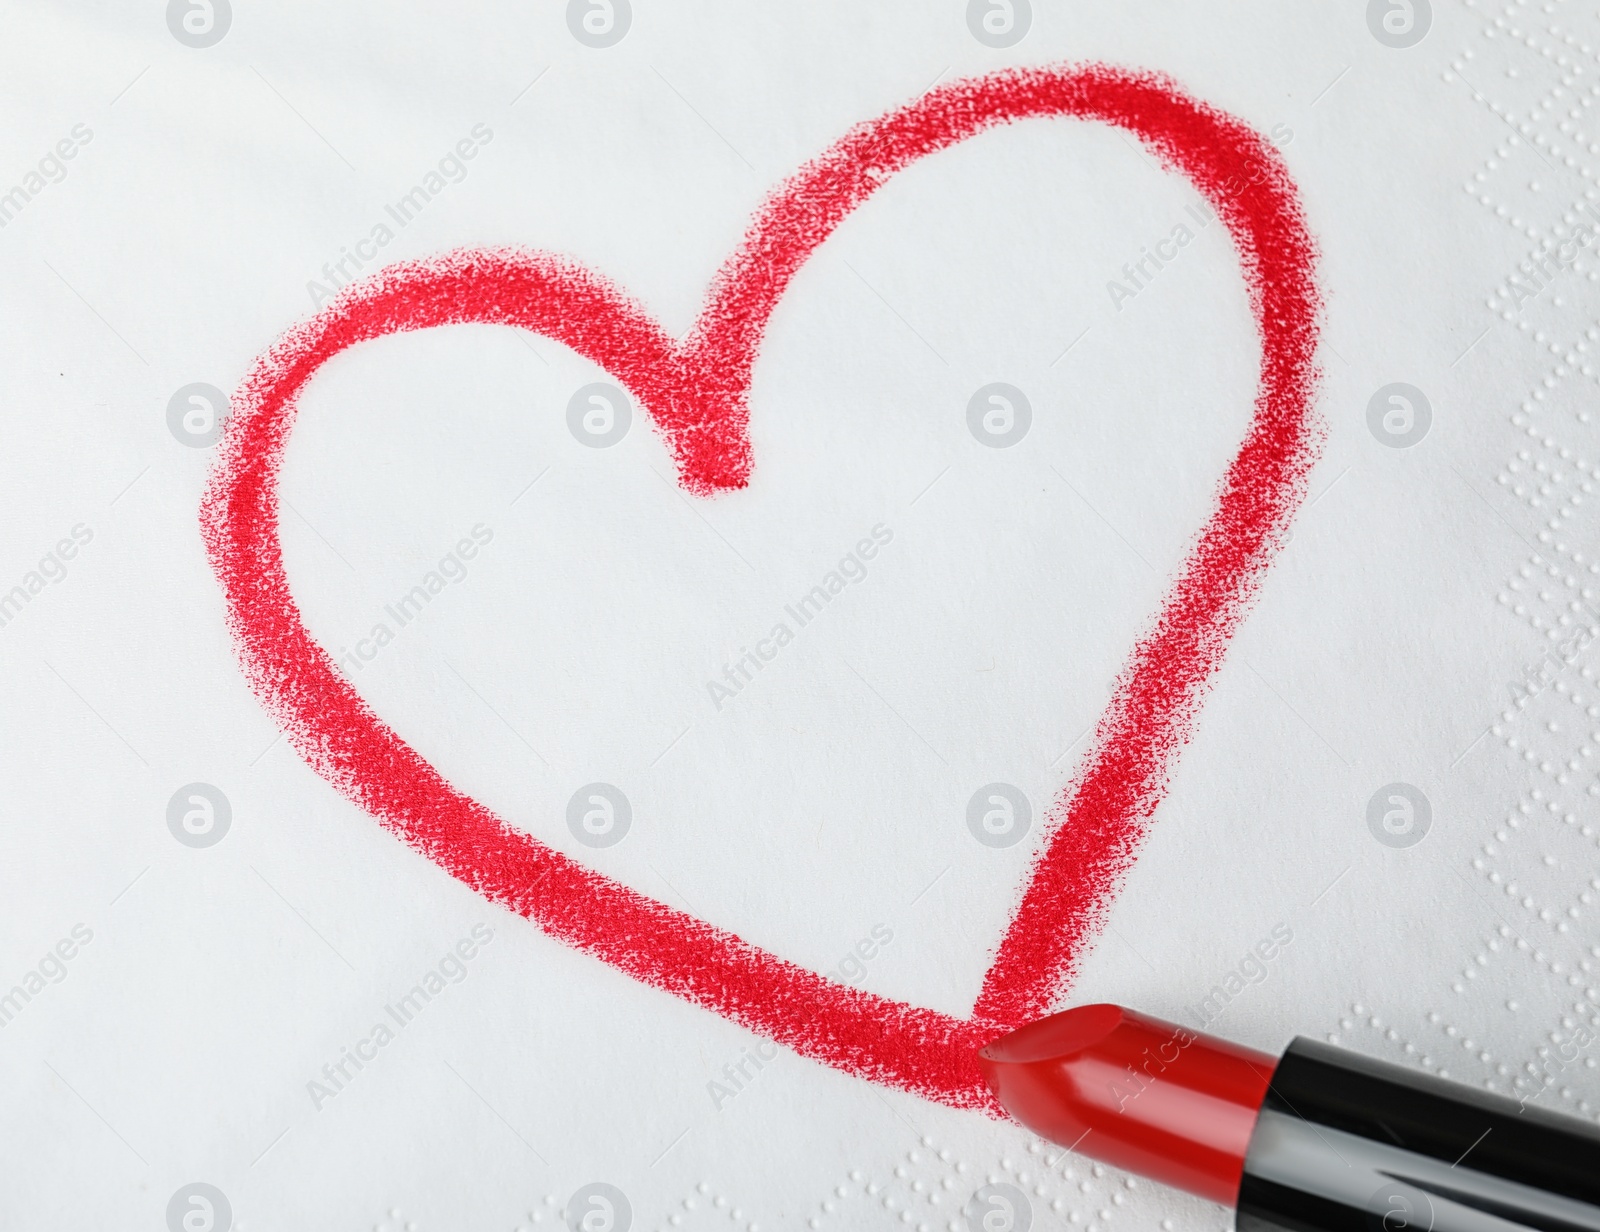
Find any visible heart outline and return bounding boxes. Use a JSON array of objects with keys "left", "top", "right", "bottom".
[{"left": 201, "top": 63, "right": 1320, "bottom": 1112}]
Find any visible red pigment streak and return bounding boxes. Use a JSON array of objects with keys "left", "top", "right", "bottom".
[{"left": 200, "top": 64, "right": 1321, "bottom": 1113}]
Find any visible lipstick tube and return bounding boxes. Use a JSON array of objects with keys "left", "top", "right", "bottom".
[{"left": 977, "top": 1004, "right": 1600, "bottom": 1232}]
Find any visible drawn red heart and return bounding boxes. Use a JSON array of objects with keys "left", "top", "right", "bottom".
[{"left": 202, "top": 64, "right": 1320, "bottom": 1112}]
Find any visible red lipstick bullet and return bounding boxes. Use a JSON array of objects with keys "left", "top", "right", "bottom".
[
  {"left": 978, "top": 1003, "right": 1600, "bottom": 1231},
  {"left": 977, "top": 1002, "right": 1274, "bottom": 1205}
]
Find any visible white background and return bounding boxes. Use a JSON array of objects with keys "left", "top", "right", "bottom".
[{"left": 1, "top": 1, "right": 1597, "bottom": 1229}]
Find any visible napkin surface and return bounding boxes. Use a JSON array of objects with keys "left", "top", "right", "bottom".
[{"left": 1, "top": 2, "right": 1594, "bottom": 1229}]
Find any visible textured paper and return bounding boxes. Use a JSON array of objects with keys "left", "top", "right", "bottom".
[{"left": 2, "top": 2, "right": 1596, "bottom": 1229}]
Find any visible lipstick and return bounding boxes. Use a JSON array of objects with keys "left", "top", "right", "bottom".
[{"left": 978, "top": 1003, "right": 1600, "bottom": 1232}]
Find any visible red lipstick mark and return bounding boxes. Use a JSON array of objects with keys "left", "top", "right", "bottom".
[
  {"left": 202, "top": 64, "right": 1321, "bottom": 1112},
  {"left": 978, "top": 1004, "right": 1276, "bottom": 1204}
]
